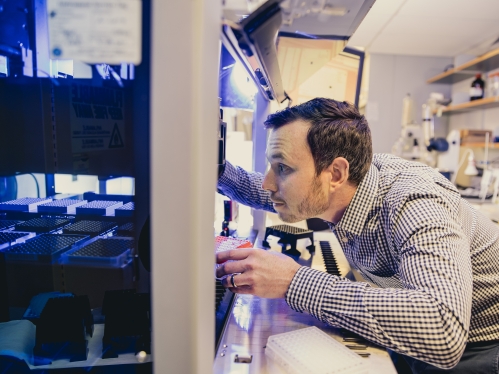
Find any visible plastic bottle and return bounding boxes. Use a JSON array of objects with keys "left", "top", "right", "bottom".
[{"left": 470, "top": 73, "right": 485, "bottom": 101}]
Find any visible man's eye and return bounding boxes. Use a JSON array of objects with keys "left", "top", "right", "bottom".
[{"left": 278, "top": 164, "right": 287, "bottom": 173}]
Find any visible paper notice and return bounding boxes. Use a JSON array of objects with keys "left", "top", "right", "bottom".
[{"left": 47, "top": 0, "right": 142, "bottom": 64}]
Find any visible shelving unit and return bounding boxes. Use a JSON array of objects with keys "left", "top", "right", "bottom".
[
  {"left": 439, "top": 96, "right": 499, "bottom": 114},
  {"left": 427, "top": 48, "right": 499, "bottom": 84}
]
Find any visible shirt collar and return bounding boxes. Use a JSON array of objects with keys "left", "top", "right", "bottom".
[{"left": 334, "top": 163, "right": 379, "bottom": 236}]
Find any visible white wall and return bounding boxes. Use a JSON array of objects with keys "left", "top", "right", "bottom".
[{"left": 366, "top": 54, "right": 452, "bottom": 153}]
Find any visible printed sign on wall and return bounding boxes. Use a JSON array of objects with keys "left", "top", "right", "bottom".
[{"left": 70, "top": 83, "right": 126, "bottom": 153}]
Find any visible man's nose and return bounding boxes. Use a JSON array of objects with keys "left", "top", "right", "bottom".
[{"left": 262, "top": 170, "right": 277, "bottom": 192}]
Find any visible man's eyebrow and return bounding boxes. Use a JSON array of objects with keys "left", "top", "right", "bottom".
[{"left": 266, "top": 152, "right": 287, "bottom": 161}]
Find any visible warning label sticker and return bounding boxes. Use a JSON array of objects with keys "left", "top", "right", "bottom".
[{"left": 70, "top": 83, "right": 125, "bottom": 153}]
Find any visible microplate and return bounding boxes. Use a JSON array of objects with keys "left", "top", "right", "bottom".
[{"left": 265, "top": 326, "right": 368, "bottom": 374}]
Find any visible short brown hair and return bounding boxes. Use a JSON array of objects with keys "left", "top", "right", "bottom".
[{"left": 264, "top": 98, "right": 372, "bottom": 186}]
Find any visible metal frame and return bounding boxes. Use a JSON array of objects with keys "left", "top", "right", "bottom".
[
  {"left": 221, "top": 0, "right": 286, "bottom": 103},
  {"left": 343, "top": 46, "right": 365, "bottom": 108},
  {"left": 252, "top": 91, "right": 270, "bottom": 240},
  {"left": 278, "top": 31, "right": 349, "bottom": 41}
]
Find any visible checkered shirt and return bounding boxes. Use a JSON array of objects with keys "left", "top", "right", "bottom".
[{"left": 218, "top": 153, "right": 499, "bottom": 369}]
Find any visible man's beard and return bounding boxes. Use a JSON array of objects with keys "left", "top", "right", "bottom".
[{"left": 279, "top": 176, "right": 330, "bottom": 223}]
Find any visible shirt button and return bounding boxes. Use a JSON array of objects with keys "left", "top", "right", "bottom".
[{"left": 342, "top": 237, "right": 348, "bottom": 243}]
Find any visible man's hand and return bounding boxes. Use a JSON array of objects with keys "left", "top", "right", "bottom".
[{"left": 216, "top": 248, "right": 301, "bottom": 298}]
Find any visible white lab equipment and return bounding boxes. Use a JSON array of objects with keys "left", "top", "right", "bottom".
[
  {"left": 392, "top": 93, "right": 450, "bottom": 167},
  {"left": 479, "top": 169, "right": 493, "bottom": 201},
  {"left": 436, "top": 130, "right": 461, "bottom": 178}
]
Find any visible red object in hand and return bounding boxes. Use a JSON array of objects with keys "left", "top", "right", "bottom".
[{"left": 215, "top": 236, "right": 252, "bottom": 264}]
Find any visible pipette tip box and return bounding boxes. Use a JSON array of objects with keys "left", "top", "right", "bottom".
[
  {"left": 61, "top": 238, "right": 133, "bottom": 268},
  {"left": 37, "top": 199, "right": 87, "bottom": 214},
  {"left": 75, "top": 201, "right": 123, "bottom": 216},
  {"left": 114, "top": 202, "right": 134, "bottom": 217},
  {"left": 0, "top": 197, "right": 52, "bottom": 212}
]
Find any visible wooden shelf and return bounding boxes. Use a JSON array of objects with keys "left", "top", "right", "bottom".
[
  {"left": 427, "top": 48, "right": 499, "bottom": 84},
  {"left": 461, "top": 142, "right": 499, "bottom": 148},
  {"left": 439, "top": 96, "right": 499, "bottom": 114}
]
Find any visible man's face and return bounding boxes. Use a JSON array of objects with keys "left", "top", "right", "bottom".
[{"left": 262, "top": 120, "right": 331, "bottom": 223}]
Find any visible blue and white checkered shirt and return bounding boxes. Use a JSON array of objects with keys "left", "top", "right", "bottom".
[{"left": 218, "top": 153, "right": 499, "bottom": 368}]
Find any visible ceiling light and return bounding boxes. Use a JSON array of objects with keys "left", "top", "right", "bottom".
[{"left": 322, "top": 5, "right": 348, "bottom": 16}]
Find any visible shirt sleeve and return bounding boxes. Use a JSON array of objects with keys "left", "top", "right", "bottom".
[
  {"left": 217, "top": 161, "right": 276, "bottom": 213},
  {"left": 285, "top": 194, "right": 473, "bottom": 369}
]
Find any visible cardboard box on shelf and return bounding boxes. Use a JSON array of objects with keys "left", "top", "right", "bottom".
[{"left": 460, "top": 129, "right": 493, "bottom": 145}]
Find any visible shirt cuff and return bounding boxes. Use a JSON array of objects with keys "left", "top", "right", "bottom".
[{"left": 285, "top": 266, "right": 334, "bottom": 321}]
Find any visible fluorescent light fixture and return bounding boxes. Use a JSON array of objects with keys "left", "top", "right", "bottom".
[{"left": 322, "top": 5, "right": 349, "bottom": 16}]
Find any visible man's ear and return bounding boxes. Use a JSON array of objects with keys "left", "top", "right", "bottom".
[{"left": 326, "top": 157, "right": 349, "bottom": 190}]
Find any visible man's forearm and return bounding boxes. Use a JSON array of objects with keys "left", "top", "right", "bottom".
[
  {"left": 218, "top": 161, "right": 275, "bottom": 212},
  {"left": 286, "top": 267, "right": 468, "bottom": 369}
]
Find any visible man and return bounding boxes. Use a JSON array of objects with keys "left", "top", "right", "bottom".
[{"left": 215, "top": 98, "right": 499, "bottom": 373}]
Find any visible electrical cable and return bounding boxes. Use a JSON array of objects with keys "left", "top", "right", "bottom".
[{"left": 13, "top": 176, "right": 18, "bottom": 199}]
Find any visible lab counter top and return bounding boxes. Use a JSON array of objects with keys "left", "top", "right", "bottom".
[{"left": 213, "top": 294, "right": 396, "bottom": 374}]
